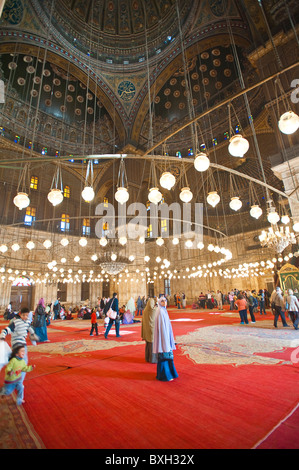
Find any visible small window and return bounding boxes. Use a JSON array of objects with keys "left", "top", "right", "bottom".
[
  {"left": 102, "top": 222, "right": 109, "bottom": 236},
  {"left": 60, "top": 213, "right": 70, "bottom": 232},
  {"left": 57, "top": 282, "right": 67, "bottom": 302},
  {"left": 30, "top": 176, "right": 38, "bottom": 190},
  {"left": 103, "top": 197, "right": 108, "bottom": 208},
  {"left": 147, "top": 224, "right": 152, "bottom": 238},
  {"left": 161, "top": 219, "right": 167, "bottom": 233},
  {"left": 24, "top": 207, "right": 36, "bottom": 226},
  {"left": 164, "top": 279, "right": 171, "bottom": 297},
  {"left": 81, "top": 281, "right": 90, "bottom": 302},
  {"left": 82, "top": 218, "right": 90, "bottom": 236},
  {"left": 64, "top": 185, "right": 70, "bottom": 198}
]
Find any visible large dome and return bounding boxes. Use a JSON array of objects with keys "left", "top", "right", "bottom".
[{"left": 33, "top": 0, "right": 195, "bottom": 66}]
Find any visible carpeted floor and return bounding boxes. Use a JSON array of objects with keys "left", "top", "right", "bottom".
[{"left": 1, "top": 306, "right": 299, "bottom": 450}]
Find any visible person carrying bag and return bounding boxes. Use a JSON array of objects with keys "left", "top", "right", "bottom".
[{"left": 104, "top": 293, "right": 121, "bottom": 338}]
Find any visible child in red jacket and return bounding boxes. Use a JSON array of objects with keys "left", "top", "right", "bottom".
[{"left": 89, "top": 309, "right": 98, "bottom": 336}]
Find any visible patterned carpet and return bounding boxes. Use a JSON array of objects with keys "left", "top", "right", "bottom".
[
  {"left": 0, "top": 396, "right": 45, "bottom": 449},
  {"left": 1, "top": 310, "right": 299, "bottom": 449},
  {"left": 176, "top": 321, "right": 299, "bottom": 366}
]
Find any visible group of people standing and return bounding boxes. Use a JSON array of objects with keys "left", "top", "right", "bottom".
[
  {"left": 234, "top": 287, "right": 299, "bottom": 329},
  {"left": 270, "top": 287, "right": 299, "bottom": 329}
]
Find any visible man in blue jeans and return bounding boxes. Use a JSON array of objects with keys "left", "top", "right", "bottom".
[
  {"left": 104, "top": 293, "right": 121, "bottom": 338},
  {"left": 271, "top": 287, "right": 290, "bottom": 328}
]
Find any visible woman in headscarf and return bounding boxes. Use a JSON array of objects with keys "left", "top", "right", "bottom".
[
  {"left": 141, "top": 297, "right": 157, "bottom": 363},
  {"left": 152, "top": 297, "right": 178, "bottom": 381},
  {"left": 33, "top": 298, "right": 49, "bottom": 342},
  {"left": 126, "top": 297, "right": 136, "bottom": 317}
]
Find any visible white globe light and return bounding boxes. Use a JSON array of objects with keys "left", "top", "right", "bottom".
[
  {"left": 91, "top": 254, "right": 98, "bottom": 261},
  {"left": 207, "top": 191, "right": 220, "bottom": 207},
  {"left": 179, "top": 187, "right": 193, "bottom": 203},
  {"left": 74, "top": 256, "right": 80, "bottom": 262},
  {"left": 26, "top": 241, "right": 35, "bottom": 250},
  {"left": 156, "top": 237, "right": 164, "bottom": 246},
  {"left": 115, "top": 187, "right": 129, "bottom": 204},
  {"left": 250, "top": 205, "right": 262, "bottom": 219},
  {"left": 79, "top": 237, "right": 88, "bottom": 247},
  {"left": 159, "top": 171, "right": 175, "bottom": 190},
  {"left": 0, "top": 244, "right": 8, "bottom": 253},
  {"left": 185, "top": 240, "right": 193, "bottom": 248},
  {"left": 281, "top": 215, "right": 290, "bottom": 224},
  {"left": 172, "top": 237, "right": 179, "bottom": 245},
  {"left": 228, "top": 134, "right": 249, "bottom": 157},
  {"left": 81, "top": 186, "right": 95, "bottom": 202},
  {"left": 267, "top": 210, "right": 280, "bottom": 225},
  {"left": 293, "top": 222, "right": 299, "bottom": 232},
  {"left": 11, "top": 243, "right": 20, "bottom": 252},
  {"left": 47, "top": 188, "right": 63, "bottom": 206},
  {"left": 60, "top": 237, "right": 69, "bottom": 247},
  {"left": 111, "top": 253, "right": 117, "bottom": 261},
  {"left": 229, "top": 196, "right": 242, "bottom": 211},
  {"left": 119, "top": 236, "right": 127, "bottom": 245},
  {"left": 194, "top": 152, "right": 210, "bottom": 172},
  {"left": 208, "top": 244, "right": 214, "bottom": 251},
  {"left": 99, "top": 237, "right": 108, "bottom": 246},
  {"left": 13, "top": 192, "right": 30, "bottom": 210},
  {"left": 43, "top": 239, "right": 52, "bottom": 249},
  {"left": 139, "top": 236, "right": 145, "bottom": 244},
  {"left": 148, "top": 187, "right": 162, "bottom": 204},
  {"left": 197, "top": 242, "right": 204, "bottom": 249},
  {"left": 278, "top": 111, "right": 299, "bottom": 135}
]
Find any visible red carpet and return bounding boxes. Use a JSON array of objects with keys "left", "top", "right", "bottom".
[{"left": 1, "top": 306, "right": 299, "bottom": 449}]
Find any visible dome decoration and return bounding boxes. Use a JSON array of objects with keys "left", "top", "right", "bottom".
[{"left": 40, "top": 0, "right": 195, "bottom": 65}]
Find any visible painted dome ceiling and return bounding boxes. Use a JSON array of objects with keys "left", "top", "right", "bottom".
[{"left": 34, "top": 0, "right": 195, "bottom": 65}]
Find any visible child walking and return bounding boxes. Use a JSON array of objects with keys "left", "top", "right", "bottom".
[
  {"left": 0, "top": 344, "right": 35, "bottom": 405},
  {"left": 90, "top": 309, "right": 98, "bottom": 336}
]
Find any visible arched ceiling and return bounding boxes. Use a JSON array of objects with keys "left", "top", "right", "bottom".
[{"left": 36, "top": 0, "right": 196, "bottom": 65}]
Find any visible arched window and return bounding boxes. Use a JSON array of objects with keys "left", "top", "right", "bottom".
[
  {"left": 30, "top": 176, "right": 38, "bottom": 190},
  {"left": 82, "top": 218, "right": 90, "bottom": 236},
  {"left": 60, "top": 213, "right": 70, "bottom": 232},
  {"left": 24, "top": 207, "right": 36, "bottom": 226},
  {"left": 64, "top": 185, "right": 70, "bottom": 198}
]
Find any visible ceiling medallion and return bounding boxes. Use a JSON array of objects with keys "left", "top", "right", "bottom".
[{"left": 117, "top": 81, "right": 136, "bottom": 101}]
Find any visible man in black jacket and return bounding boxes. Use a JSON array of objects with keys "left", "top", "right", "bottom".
[{"left": 104, "top": 293, "right": 121, "bottom": 338}]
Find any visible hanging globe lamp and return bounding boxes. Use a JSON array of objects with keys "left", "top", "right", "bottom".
[{"left": 228, "top": 134, "right": 249, "bottom": 157}]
